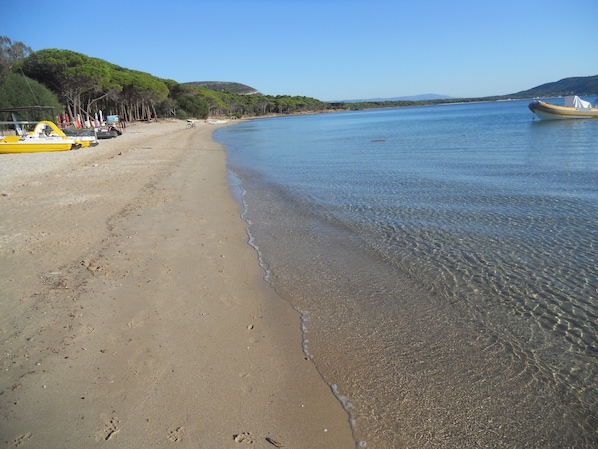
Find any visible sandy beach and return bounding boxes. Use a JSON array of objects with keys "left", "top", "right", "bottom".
[{"left": 0, "top": 120, "right": 355, "bottom": 448}]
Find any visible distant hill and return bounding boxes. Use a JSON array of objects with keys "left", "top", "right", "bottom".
[
  {"left": 341, "top": 93, "right": 451, "bottom": 103},
  {"left": 511, "top": 75, "right": 598, "bottom": 98},
  {"left": 394, "top": 93, "right": 452, "bottom": 101},
  {"left": 185, "top": 81, "right": 262, "bottom": 95},
  {"left": 184, "top": 75, "right": 598, "bottom": 103}
]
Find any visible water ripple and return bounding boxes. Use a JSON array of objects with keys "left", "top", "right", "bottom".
[{"left": 218, "top": 102, "right": 598, "bottom": 448}]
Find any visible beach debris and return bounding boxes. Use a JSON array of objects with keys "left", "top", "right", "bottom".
[
  {"left": 104, "top": 428, "right": 118, "bottom": 441},
  {"left": 266, "top": 437, "right": 284, "bottom": 447}
]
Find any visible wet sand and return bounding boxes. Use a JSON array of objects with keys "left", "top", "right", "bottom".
[{"left": 0, "top": 120, "right": 354, "bottom": 448}]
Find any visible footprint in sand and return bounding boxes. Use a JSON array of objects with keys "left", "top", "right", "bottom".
[
  {"left": 127, "top": 317, "right": 144, "bottom": 328},
  {"left": 95, "top": 416, "right": 120, "bottom": 441},
  {"left": 233, "top": 432, "right": 257, "bottom": 444},
  {"left": 11, "top": 432, "right": 31, "bottom": 448},
  {"left": 167, "top": 426, "right": 185, "bottom": 442}
]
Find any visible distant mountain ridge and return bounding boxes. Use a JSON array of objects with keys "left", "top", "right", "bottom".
[
  {"left": 184, "top": 75, "right": 598, "bottom": 103},
  {"left": 185, "top": 81, "right": 262, "bottom": 95},
  {"left": 511, "top": 75, "right": 598, "bottom": 98},
  {"left": 340, "top": 93, "right": 451, "bottom": 103}
]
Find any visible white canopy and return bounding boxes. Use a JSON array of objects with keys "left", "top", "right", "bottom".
[{"left": 564, "top": 95, "right": 591, "bottom": 109}]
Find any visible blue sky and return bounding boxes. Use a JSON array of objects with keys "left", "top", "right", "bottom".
[{"left": 3, "top": 0, "right": 597, "bottom": 100}]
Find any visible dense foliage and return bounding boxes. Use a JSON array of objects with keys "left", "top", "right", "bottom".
[
  {"left": 1, "top": 36, "right": 328, "bottom": 123},
  {"left": 186, "top": 81, "right": 261, "bottom": 95},
  {"left": 19, "top": 48, "right": 170, "bottom": 123},
  {"left": 0, "top": 73, "right": 63, "bottom": 121}
]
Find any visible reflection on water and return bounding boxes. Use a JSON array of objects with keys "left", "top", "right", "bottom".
[{"left": 217, "top": 101, "right": 598, "bottom": 448}]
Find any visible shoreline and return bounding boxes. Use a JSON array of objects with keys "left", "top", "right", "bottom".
[{"left": 0, "top": 120, "right": 355, "bottom": 448}]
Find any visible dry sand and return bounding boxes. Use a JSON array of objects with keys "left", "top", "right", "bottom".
[{"left": 0, "top": 120, "right": 355, "bottom": 448}]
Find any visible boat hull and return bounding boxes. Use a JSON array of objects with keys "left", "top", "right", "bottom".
[
  {"left": 0, "top": 140, "right": 74, "bottom": 153},
  {"left": 63, "top": 128, "right": 99, "bottom": 147},
  {"left": 529, "top": 101, "right": 598, "bottom": 120}
]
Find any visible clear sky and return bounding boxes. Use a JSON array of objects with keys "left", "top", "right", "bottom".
[{"left": 3, "top": 0, "right": 597, "bottom": 101}]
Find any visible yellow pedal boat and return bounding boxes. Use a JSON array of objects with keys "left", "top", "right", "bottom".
[{"left": 0, "top": 120, "right": 78, "bottom": 153}]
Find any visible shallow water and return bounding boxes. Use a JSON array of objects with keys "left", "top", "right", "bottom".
[{"left": 215, "top": 100, "right": 598, "bottom": 448}]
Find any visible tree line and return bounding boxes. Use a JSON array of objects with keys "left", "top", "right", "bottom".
[{"left": 0, "top": 36, "right": 329, "bottom": 124}]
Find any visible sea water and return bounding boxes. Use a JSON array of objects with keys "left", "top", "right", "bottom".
[{"left": 214, "top": 100, "right": 598, "bottom": 448}]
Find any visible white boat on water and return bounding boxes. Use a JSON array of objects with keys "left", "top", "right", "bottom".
[{"left": 529, "top": 95, "right": 598, "bottom": 120}]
